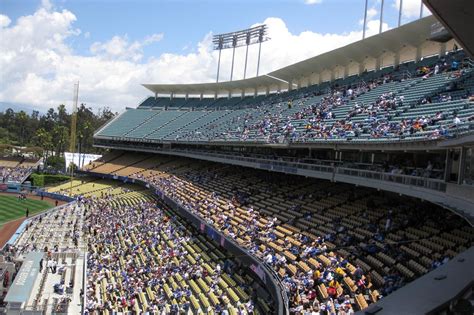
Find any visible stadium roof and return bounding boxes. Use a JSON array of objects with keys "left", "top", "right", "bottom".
[
  {"left": 143, "top": 15, "right": 439, "bottom": 96},
  {"left": 424, "top": 0, "right": 474, "bottom": 58}
]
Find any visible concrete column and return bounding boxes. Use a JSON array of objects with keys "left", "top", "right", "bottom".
[
  {"left": 185, "top": 93, "right": 189, "bottom": 100},
  {"left": 154, "top": 92, "right": 158, "bottom": 100},
  {"left": 444, "top": 149, "right": 451, "bottom": 182},
  {"left": 200, "top": 93, "right": 203, "bottom": 100},
  {"left": 375, "top": 56, "right": 382, "bottom": 71},
  {"left": 439, "top": 42, "right": 447, "bottom": 56},
  {"left": 415, "top": 46, "right": 422, "bottom": 62},
  {"left": 266, "top": 86, "right": 270, "bottom": 96},
  {"left": 331, "top": 69, "right": 336, "bottom": 81},
  {"left": 458, "top": 147, "right": 466, "bottom": 185},
  {"left": 394, "top": 52, "right": 400, "bottom": 67},
  {"left": 358, "top": 61, "right": 365, "bottom": 75},
  {"left": 316, "top": 73, "right": 321, "bottom": 85},
  {"left": 288, "top": 80, "right": 293, "bottom": 92},
  {"left": 241, "top": 90, "right": 245, "bottom": 99},
  {"left": 344, "top": 65, "right": 349, "bottom": 79},
  {"left": 254, "top": 88, "right": 258, "bottom": 97},
  {"left": 170, "top": 92, "right": 174, "bottom": 100}
]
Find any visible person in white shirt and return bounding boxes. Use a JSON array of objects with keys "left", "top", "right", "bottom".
[
  {"left": 265, "top": 253, "right": 273, "bottom": 264},
  {"left": 453, "top": 116, "right": 462, "bottom": 125}
]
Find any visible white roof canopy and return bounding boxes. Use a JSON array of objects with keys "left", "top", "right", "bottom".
[{"left": 143, "top": 16, "right": 440, "bottom": 97}]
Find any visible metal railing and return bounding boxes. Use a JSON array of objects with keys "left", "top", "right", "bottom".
[
  {"left": 336, "top": 167, "right": 447, "bottom": 191},
  {"left": 93, "top": 141, "right": 452, "bottom": 193},
  {"left": 170, "top": 149, "right": 447, "bottom": 191}
]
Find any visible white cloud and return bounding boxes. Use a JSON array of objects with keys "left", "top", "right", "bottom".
[
  {"left": 392, "top": 0, "right": 431, "bottom": 20},
  {"left": 143, "top": 33, "right": 164, "bottom": 45},
  {"left": 0, "top": 5, "right": 392, "bottom": 112},
  {"left": 0, "top": 15, "right": 11, "bottom": 28},
  {"left": 89, "top": 33, "right": 163, "bottom": 62},
  {"left": 304, "top": 0, "right": 323, "bottom": 5},
  {"left": 41, "top": 0, "right": 53, "bottom": 11},
  {"left": 359, "top": 7, "right": 378, "bottom": 25},
  {"left": 367, "top": 7, "right": 378, "bottom": 20}
]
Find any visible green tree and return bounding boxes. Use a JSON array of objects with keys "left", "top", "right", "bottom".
[
  {"left": 33, "top": 128, "right": 53, "bottom": 158},
  {"left": 15, "top": 110, "right": 29, "bottom": 145},
  {"left": 0, "top": 104, "right": 115, "bottom": 156},
  {"left": 52, "top": 125, "right": 69, "bottom": 157}
]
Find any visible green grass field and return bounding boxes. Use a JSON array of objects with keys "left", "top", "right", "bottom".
[{"left": 0, "top": 195, "right": 52, "bottom": 226}]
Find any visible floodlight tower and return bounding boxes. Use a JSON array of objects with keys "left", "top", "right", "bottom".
[
  {"left": 379, "top": 0, "right": 385, "bottom": 34},
  {"left": 215, "top": 36, "right": 224, "bottom": 83},
  {"left": 256, "top": 25, "right": 268, "bottom": 77},
  {"left": 213, "top": 25, "right": 269, "bottom": 82},
  {"left": 243, "top": 32, "right": 251, "bottom": 79},
  {"left": 230, "top": 34, "right": 238, "bottom": 81}
]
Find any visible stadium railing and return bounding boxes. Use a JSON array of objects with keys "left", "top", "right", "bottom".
[{"left": 335, "top": 167, "right": 447, "bottom": 191}]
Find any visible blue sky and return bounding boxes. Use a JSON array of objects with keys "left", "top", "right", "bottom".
[{"left": 0, "top": 0, "right": 429, "bottom": 112}]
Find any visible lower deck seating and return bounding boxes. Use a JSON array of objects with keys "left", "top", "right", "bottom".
[
  {"left": 83, "top": 152, "right": 474, "bottom": 313},
  {"left": 84, "top": 198, "right": 266, "bottom": 314}
]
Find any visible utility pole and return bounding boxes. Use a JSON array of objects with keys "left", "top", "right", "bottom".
[{"left": 69, "top": 82, "right": 79, "bottom": 197}]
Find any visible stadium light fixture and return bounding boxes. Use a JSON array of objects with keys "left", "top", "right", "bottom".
[
  {"left": 213, "top": 24, "right": 269, "bottom": 82},
  {"left": 379, "top": 0, "right": 385, "bottom": 34},
  {"left": 398, "top": 0, "right": 403, "bottom": 27},
  {"left": 362, "top": 0, "right": 368, "bottom": 39}
]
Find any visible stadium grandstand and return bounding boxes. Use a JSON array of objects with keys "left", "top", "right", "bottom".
[
  {"left": 2, "top": 6, "right": 474, "bottom": 315},
  {"left": 0, "top": 154, "right": 40, "bottom": 185}
]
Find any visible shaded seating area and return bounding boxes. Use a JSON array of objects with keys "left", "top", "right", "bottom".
[{"left": 85, "top": 152, "right": 474, "bottom": 313}]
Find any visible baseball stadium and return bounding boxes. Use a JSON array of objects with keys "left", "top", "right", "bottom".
[{"left": 0, "top": 0, "right": 473, "bottom": 314}]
